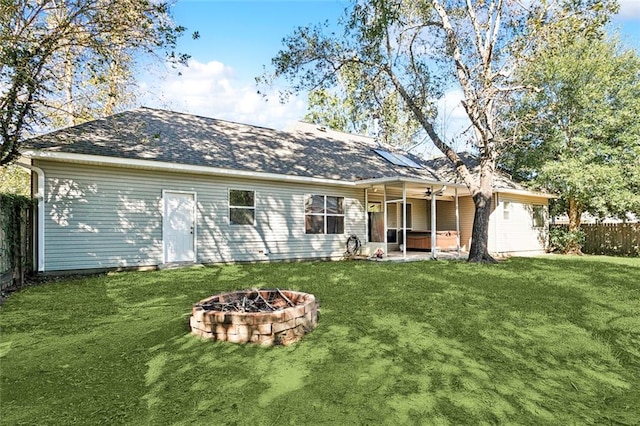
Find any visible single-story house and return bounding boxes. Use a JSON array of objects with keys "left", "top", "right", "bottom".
[{"left": 19, "top": 107, "right": 552, "bottom": 273}]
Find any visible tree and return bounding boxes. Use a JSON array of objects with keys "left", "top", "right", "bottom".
[
  {"left": 305, "top": 85, "right": 423, "bottom": 149},
  {"left": 505, "top": 34, "right": 640, "bottom": 251},
  {"left": 1, "top": 0, "right": 192, "bottom": 165},
  {"left": 259, "top": 0, "right": 617, "bottom": 262},
  {"left": 0, "top": 164, "right": 30, "bottom": 195},
  {"left": 305, "top": 88, "right": 356, "bottom": 133},
  {"left": 303, "top": 55, "right": 424, "bottom": 149}
]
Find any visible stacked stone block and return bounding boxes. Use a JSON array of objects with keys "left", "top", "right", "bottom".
[{"left": 189, "top": 290, "right": 319, "bottom": 346}]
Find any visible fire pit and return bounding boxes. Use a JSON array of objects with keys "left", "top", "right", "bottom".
[{"left": 189, "top": 289, "right": 319, "bottom": 346}]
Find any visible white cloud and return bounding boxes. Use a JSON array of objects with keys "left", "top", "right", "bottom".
[
  {"left": 435, "top": 89, "right": 472, "bottom": 149},
  {"left": 618, "top": 0, "right": 640, "bottom": 19},
  {"left": 437, "top": 89, "right": 467, "bottom": 121},
  {"left": 138, "top": 59, "right": 306, "bottom": 130}
]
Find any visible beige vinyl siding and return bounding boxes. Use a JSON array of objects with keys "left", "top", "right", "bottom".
[
  {"left": 35, "top": 160, "right": 365, "bottom": 271},
  {"left": 457, "top": 196, "right": 475, "bottom": 251},
  {"left": 409, "top": 198, "right": 428, "bottom": 230},
  {"left": 429, "top": 200, "right": 457, "bottom": 231},
  {"left": 39, "top": 162, "right": 163, "bottom": 271},
  {"left": 493, "top": 193, "right": 548, "bottom": 254}
]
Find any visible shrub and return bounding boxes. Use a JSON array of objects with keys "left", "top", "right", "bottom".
[{"left": 549, "top": 227, "right": 585, "bottom": 254}]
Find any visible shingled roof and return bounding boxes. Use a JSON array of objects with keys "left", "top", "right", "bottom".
[
  {"left": 22, "top": 107, "right": 547, "bottom": 196},
  {"left": 22, "top": 107, "right": 443, "bottom": 183},
  {"left": 424, "top": 152, "right": 531, "bottom": 192}
]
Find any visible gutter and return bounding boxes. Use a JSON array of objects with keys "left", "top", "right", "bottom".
[
  {"left": 22, "top": 150, "right": 477, "bottom": 193},
  {"left": 20, "top": 150, "right": 359, "bottom": 188}
]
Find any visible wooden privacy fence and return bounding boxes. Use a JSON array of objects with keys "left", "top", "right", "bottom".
[
  {"left": 1, "top": 195, "right": 34, "bottom": 290},
  {"left": 554, "top": 223, "right": 640, "bottom": 256}
]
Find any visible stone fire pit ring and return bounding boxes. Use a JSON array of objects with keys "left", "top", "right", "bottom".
[{"left": 189, "top": 289, "right": 319, "bottom": 346}]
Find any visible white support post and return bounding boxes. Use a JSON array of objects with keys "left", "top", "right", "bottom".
[
  {"left": 383, "top": 184, "right": 387, "bottom": 257},
  {"left": 431, "top": 191, "right": 437, "bottom": 260},
  {"left": 402, "top": 183, "right": 407, "bottom": 260},
  {"left": 455, "top": 187, "right": 461, "bottom": 257},
  {"left": 364, "top": 188, "right": 369, "bottom": 244}
]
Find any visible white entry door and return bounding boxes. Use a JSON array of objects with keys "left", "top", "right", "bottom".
[{"left": 163, "top": 191, "right": 196, "bottom": 263}]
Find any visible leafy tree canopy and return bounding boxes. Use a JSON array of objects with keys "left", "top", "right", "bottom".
[
  {"left": 0, "top": 164, "right": 29, "bottom": 195},
  {"left": 1, "top": 0, "right": 194, "bottom": 165},
  {"left": 505, "top": 33, "right": 640, "bottom": 232}
]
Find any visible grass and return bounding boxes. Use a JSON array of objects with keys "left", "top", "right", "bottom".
[{"left": 1, "top": 256, "right": 639, "bottom": 425}]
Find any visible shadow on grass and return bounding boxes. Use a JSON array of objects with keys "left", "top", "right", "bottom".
[
  {"left": 133, "top": 259, "right": 637, "bottom": 425},
  {"left": 1, "top": 257, "right": 638, "bottom": 425}
]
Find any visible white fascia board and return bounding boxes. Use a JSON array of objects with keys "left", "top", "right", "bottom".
[
  {"left": 22, "top": 150, "right": 357, "bottom": 187},
  {"left": 494, "top": 187, "right": 558, "bottom": 199},
  {"left": 355, "top": 176, "right": 466, "bottom": 189}
]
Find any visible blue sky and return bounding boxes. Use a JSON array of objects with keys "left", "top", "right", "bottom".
[
  {"left": 140, "top": 0, "right": 640, "bottom": 140},
  {"left": 171, "top": 1, "right": 348, "bottom": 79}
]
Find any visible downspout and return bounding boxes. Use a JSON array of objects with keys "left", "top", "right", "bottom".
[
  {"left": 18, "top": 163, "right": 45, "bottom": 272},
  {"left": 494, "top": 193, "right": 499, "bottom": 254}
]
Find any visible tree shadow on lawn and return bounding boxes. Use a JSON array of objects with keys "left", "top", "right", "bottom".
[
  {"left": 519, "top": 257, "right": 640, "bottom": 369},
  {"left": 138, "top": 260, "right": 636, "bottom": 425},
  {"left": 1, "top": 258, "right": 637, "bottom": 425}
]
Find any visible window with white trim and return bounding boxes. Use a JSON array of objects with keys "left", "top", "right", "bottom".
[
  {"left": 532, "top": 204, "right": 545, "bottom": 228},
  {"left": 503, "top": 201, "right": 511, "bottom": 220},
  {"left": 305, "top": 194, "right": 344, "bottom": 234},
  {"left": 229, "top": 189, "right": 255, "bottom": 225}
]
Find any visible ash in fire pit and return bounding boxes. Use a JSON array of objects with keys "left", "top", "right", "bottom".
[{"left": 189, "top": 289, "right": 319, "bottom": 346}]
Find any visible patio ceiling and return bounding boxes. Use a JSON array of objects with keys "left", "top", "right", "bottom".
[{"left": 361, "top": 179, "right": 471, "bottom": 200}]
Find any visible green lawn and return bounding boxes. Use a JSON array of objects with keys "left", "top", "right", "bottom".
[{"left": 1, "top": 256, "right": 639, "bottom": 425}]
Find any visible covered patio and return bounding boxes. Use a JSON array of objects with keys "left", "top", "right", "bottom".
[{"left": 355, "top": 178, "right": 473, "bottom": 261}]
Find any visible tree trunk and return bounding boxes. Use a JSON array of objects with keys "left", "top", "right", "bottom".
[
  {"left": 468, "top": 160, "right": 496, "bottom": 262},
  {"left": 567, "top": 196, "right": 581, "bottom": 233},
  {"left": 566, "top": 196, "right": 583, "bottom": 254},
  {"left": 386, "top": 67, "right": 497, "bottom": 262},
  {"left": 468, "top": 190, "right": 494, "bottom": 262}
]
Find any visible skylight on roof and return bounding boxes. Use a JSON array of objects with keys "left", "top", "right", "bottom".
[{"left": 373, "top": 149, "right": 423, "bottom": 169}]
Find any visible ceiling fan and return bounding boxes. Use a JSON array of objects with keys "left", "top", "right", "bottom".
[{"left": 425, "top": 185, "right": 447, "bottom": 198}]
